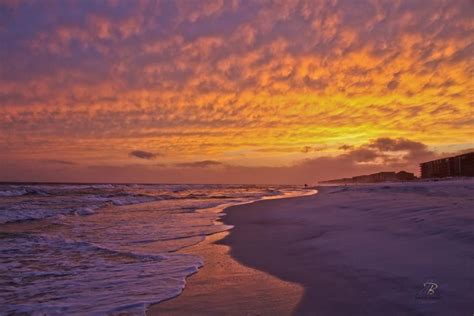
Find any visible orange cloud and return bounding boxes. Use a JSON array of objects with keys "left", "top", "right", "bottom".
[{"left": 1, "top": 0, "right": 472, "bottom": 183}]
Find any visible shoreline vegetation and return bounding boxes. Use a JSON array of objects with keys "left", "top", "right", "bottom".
[{"left": 151, "top": 179, "right": 474, "bottom": 315}]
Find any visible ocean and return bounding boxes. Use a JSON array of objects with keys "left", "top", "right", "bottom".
[{"left": 0, "top": 183, "right": 309, "bottom": 315}]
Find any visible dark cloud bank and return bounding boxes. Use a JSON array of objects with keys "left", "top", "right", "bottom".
[
  {"left": 129, "top": 150, "right": 160, "bottom": 160},
  {"left": 2, "top": 138, "right": 471, "bottom": 184},
  {"left": 174, "top": 160, "right": 224, "bottom": 168}
]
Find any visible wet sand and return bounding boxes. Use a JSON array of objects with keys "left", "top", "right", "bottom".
[
  {"left": 147, "top": 231, "right": 304, "bottom": 315},
  {"left": 151, "top": 182, "right": 474, "bottom": 315}
]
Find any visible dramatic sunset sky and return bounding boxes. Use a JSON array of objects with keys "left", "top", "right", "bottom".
[{"left": 0, "top": 0, "right": 473, "bottom": 184}]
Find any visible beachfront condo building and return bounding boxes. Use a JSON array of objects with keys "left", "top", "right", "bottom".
[{"left": 420, "top": 152, "right": 474, "bottom": 178}]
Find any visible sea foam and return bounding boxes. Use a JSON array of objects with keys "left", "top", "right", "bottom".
[{"left": 0, "top": 183, "right": 310, "bottom": 314}]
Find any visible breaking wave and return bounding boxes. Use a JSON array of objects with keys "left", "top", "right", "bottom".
[{"left": 0, "top": 183, "right": 311, "bottom": 314}]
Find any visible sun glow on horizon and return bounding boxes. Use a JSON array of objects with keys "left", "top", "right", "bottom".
[{"left": 0, "top": 0, "right": 473, "bottom": 183}]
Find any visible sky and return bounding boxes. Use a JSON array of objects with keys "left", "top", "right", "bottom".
[{"left": 0, "top": 0, "right": 473, "bottom": 184}]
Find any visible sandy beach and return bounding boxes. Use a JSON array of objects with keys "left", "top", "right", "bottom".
[{"left": 151, "top": 180, "right": 474, "bottom": 315}]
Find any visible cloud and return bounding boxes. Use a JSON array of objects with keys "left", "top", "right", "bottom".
[
  {"left": 306, "top": 137, "right": 443, "bottom": 178},
  {"left": 339, "top": 144, "right": 354, "bottom": 151},
  {"left": 43, "top": 159, "right": 77, "bottom": 165},
  {"left": 367, "top": 137, "right": 427, "bottom": 152},
  {"left": 1, "top": 139, "right": 470, "bottom": 184},
  {"left": 129, "top": 150, "right": 160, "bottom": 160},
  {"left": 363, "top": 137, "right": 436, "bottom": 163},
  {"left": 0, "top": 1, "right": 472, "bottom": 183},
  {"left": 345, "top": 148, "right": 380, "bottom": 163},
  {"left": 174, "top": 160, "right": 224, "bottom": 168},
  {"left": 386, "top": 71, "right": 401, "bottom": 90},
  {"left": 301, "top": 145, "right": 328, "bottom": 153}
]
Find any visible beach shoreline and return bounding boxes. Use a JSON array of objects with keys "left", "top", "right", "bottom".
[
  {"left": 151, "top": 180, "right": 474, "bottom": 315},
  {"left": 148, "top": 191, "right": 315, "bottom": 315}
]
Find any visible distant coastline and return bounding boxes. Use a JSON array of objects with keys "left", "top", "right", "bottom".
[
  {"left": 320, "top": 170, "right": 416, "bottom": 184},
  {"left": 320, "top": 152, "right": 474, "bottom": 185}
]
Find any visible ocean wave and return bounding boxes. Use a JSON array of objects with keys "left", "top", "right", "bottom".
[
  {"left": 0, "top": 185, "right": 292, "bottom": 224},
  {"left": 0, "top": 189, "right": 29, "bottom": 197},
  {"left": 0, "top": 193, "right": 162, "bottom": 224},
  {"left": 74, "top": 206, "right": 99, "bottom": 216},
  {"left": 0, "top": 207, "right": 60, "bottom": 224},
  {"left": 0, "top": 203, "right": 108, "bottom": 224},
  {"left": 0, "top": 232, "right": 202, "bottom": 315},
  {"left": 0, "top": 183, "right": 310, "bottom": 315},
  {"left": 0, "top": 187, "right": 49, "bottom": 197}
]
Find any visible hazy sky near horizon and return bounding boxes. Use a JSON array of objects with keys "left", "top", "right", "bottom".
[{"left": 0, "top": 0, "right": 473, "bottom": 184}]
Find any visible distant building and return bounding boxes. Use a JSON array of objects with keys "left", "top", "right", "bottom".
[
  {"left": 420, "top": 152, "right": 474, "bottom": 178},
  {"left": 321, "top": 170, "right": 416, "bottom": 184},
  {"left": 396, "top": 171, "right": 417, "bottom": 181}
]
